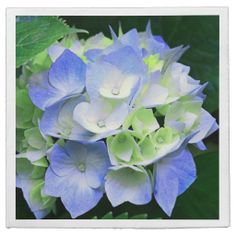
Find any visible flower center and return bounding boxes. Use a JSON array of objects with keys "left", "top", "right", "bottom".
[
  {"left": 111, "top": 87, "right": 120, "bottom": 95},
  {"left": 97, "top": 120, "right": 106, "bottom": 128},
  {"left": 77, "top": 163, "right": 86, "bottom": 172},
  {"left": 156, "top": 136, "right": 164, "bottom": 144},
  {"left": 62, "top": 128, "right": 71, "bottom": 136}
]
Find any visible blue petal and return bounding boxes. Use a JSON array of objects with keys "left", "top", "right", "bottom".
[
  {"left": 189, "top": 109, "right": 218, "bottom": 143},
  {"left": 39, "top": 97, "right": 92, "bottom": 141},
  {"left": 145, "top": 20, "right": 152, "bottom": 36},
  {"left": 84, "top": 49, "right": 103, "bottom": 61},
  {"left": 139, "top": 22, "right": 169, "bottom": 57},
  {"left": 44, "top": 167, "right": 65, "bottom": 198},
  {"left": 29, "top": 50, "right": 86, "bottom": 111},
  {"left": 63, "top": 141, "right": 87, "bottom": 162},
  {"left": 61, "top": 173, "right": 103, "bottom": 218},
  {"left": 154, "top": 169, "right": 179, "bottom": 217},
  {"left": 154, "top": 35, "right": 169, "bottom": 49},
  {"left": 103, "top": 46, "right": 146, "bottom": 75},
  {"left": 105, "top": 166, "right": 152, "bottom": 207},
  {"left": 48, "top": 42, "right": 65, "bottom": 62},
  {"left": 119, "top": 29, "right": 141, "bottom": 56},
  {"left": 50, "top": 144, "right": 76, "bottom": 177},
  {"left": 85, "top": 142, "right": 110, "bottom": 188},
  {"left": 49, "top": 49, "right": 86, "bottom": 94},
  {"left": 86, "top": 61, "right": 141, "bottom": 101},
  {"left": 60, "top": 141, "right": 110, "bottom": 188},
  {"left": 154, "top": 148, "right": 196, "bottom": 216},
  {"left": 33, "top": 209, "right": 51, "bottom": 219},
  {"left": 86, "top": 61, "right": 125, "bottom": 100},
  {"left": 193, "top": 141, "right": 207, "bottom": 151},
  {"left": 162, "top": 45, "right": 190, "bottom": 74},
  {"left": 143, "top": 37, "right": 168, "bottom": 58},
  {"left": 109, "top": 25, "right": 118, "bottom": 41},
  {"left": 44, "top": 167, "right": 103, "bottom": 218},
  {"left": 29, "top": 71, "right": 63, "bottom": 110}
]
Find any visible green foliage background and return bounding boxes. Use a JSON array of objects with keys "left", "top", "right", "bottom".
[{"left": 16, "top": 15, "right": 219, "bottom": 219}]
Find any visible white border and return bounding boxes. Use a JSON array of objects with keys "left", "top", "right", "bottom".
[{"left": 6, "top": 7, "right": 230, "bottom": 228}]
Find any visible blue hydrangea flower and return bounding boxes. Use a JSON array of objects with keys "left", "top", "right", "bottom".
[
  {"left": 86, "top": 46, "right": 146, "bottom": 102},
  {"left": 29, "top": 49, "right": 86, "bottom": 110},
  {"left": 165, "top": 99, "right": 218, "bottom": 149},
  {"left": 73, "top": 99, "right": 129, "bottom": 135},
  {"left": 153, "top": 148, "right": 196, "bottom": 216},
  {"left": 40, "top": 96, "right": 123, "bottom": 142},
  {"left": 134, "top": 63, "right": 207, "bottom": 108},
  {"left": 17, "top": 22, "right": 219, "bottom": 219},
  {"left": 44, "top": 141, "right": 110, "bottom": 218},
  {"left": 39, "top": 96, "right": 88, "bottom": 140}
]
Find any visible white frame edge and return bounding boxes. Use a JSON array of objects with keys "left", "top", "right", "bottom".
[{"left": 6, "top": 7, "right": 230, "bottom": 228}]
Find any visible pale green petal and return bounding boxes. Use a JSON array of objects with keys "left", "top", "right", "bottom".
[
  {"left": 131, "top": 108, "right": 159, "bottom": 137},
  {"left": 105, "top": 166, "right": 152, "bottom": 207},
  {"left": 110, "top": 133, "right": 134, "bottom": 162},
  {"left": 24, "top": 127, "right": 45, "bottom": 150},
  {"left": 165, "top": 100, "right": 202, "bottom": 134}
]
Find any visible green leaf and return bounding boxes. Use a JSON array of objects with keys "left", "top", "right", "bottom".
[
  {"left": 16, "top": 16, "right": 87, "bottom": 68},
  {"left": 130, "top": 213, "right": 148, "bottom": 219},
  {"left": 115, "top": 212, "right": 129, "bottom": 219},
  {"left": 101, "top": 211, "right": 113, "bottom": 219}
]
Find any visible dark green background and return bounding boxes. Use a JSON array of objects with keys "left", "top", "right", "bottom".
[{"left": 16, "top": 15, "right": 219, "bottom": 219}]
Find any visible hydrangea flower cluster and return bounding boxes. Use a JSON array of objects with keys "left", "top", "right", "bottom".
[{"left": 16, "top": 22, "right": 218, "bottom": 219}]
